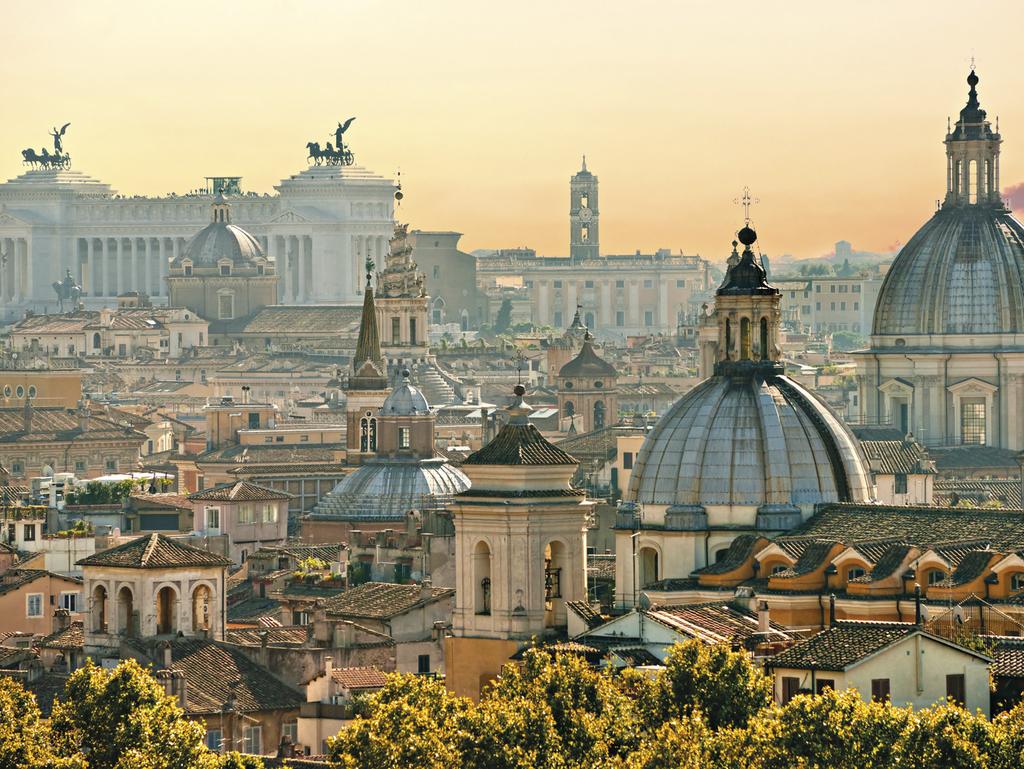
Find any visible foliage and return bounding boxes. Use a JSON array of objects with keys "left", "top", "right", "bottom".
[
  {"left": 493, "top": 299, "right": 513, "bottom": 334},
  {"left": 0, "top": 676, "right": 83, "bottom": 769},
  {"left": 831, "top": 331, "right": 868, "bottom": 352},
  {"left": 50, "top": 658, "right": 217, "bottom": 769},
  {"left": 53, "top": 520, "right": 94, "bottom": 539},
  {"left": 65, "top": 479, "right": 136, "bottom": 506}
]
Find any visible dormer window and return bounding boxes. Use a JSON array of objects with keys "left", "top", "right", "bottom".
[
  {"left": 220, "top": 263, "right": 231, "bottom": 276},
  {"left": 183, "top": 263, "right": 193, "bottom": 277}
]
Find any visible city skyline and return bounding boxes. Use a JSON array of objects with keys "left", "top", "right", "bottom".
[{"left": 2, "top": 0, "right": 1024, "bottom": 260}]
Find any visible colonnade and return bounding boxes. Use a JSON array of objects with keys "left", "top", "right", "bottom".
[
  {"left": 0, "top": 237, "right": 29, "bottom": 303},
  {"left": 77, "top": 236, "right": 190, "bottom": 298}
]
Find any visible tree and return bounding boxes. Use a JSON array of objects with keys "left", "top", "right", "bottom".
[
  {"left": 645, "top": 639, "right": 773, "bottom": 730},
  {"left": 328, "top": 674, "right": 470, "bottom": 769},
  {"left": 493, "top": 299, "right": 513, "bottom": 334},
  {"left": 50, "top": 659, "right": 217, "bottom": 769},
  {"left": 0, "top": 676, "right": 83, "bottom": 769}
]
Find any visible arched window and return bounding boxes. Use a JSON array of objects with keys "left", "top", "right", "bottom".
[
  {"left": 369, "top": 417, "right": 377, "bottom": 451},
  {"left": 968, "top": 159, "right": 978, "bottom": 203},
  {"left": 192, "top": 585, "right": 212, "bottom": 633},
  {"left": 594, "top": 400, "right": 606, "bottom": 430},
  {"left": 724, "top": 318, "right": 732, "bottom": 359},
  {"left": 360, "top": 417, "right": 378, "bottom": 452},
  {"left": 564, "top": 401, "right": 575, "bottom": 418},
  {"left": 473, "top": 541, "right": 491, "bottom": 615},
  {"left": 117, "top": 586, "right": 134, "bottom": 637},
  {"left": 544, "top": 541, "right": 567, "bottom": 628},
  {"left": 740, "top": 317, "right": 752, "bottom": 360},
  {"left": 92, "top": 332, "right": 101, "bottom": 349},
  {"left": 92, "top": 585, "right": 108, "bottom": 634},
  {"left": 639, "top": 547, "right": 659, "bottom": 588},
  {"left": 760, "top": 317, "right": 769, "bottom": 360},
  {"left": 156, "top": 586, "right": 177, "bottom": 635}
]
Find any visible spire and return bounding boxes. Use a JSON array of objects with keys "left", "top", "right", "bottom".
[
  {"left": 581, "top": 154, "right": 587, "bottom": 173},
  {"left": 944, "top": 68, "right": 1001, "bottom": 207},
  {"left": 350, "top": 258, "right": 386, "bottom": 389}
]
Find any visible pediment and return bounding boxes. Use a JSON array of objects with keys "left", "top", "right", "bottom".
[
  {"left": 946, "top": 377, "right": 998, "bottom": 395},
  {"left": 266, "top": 209, "right": 311, "bottom": 225},
  {"left": 878, "top": 377, "right": 914, "bottom": 395},
  {"left": 0, "top": 210, "right": 32, "bottom": 229}
]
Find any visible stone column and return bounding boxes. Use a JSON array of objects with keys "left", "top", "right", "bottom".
[
  {"left": 12, "top": 238, "right": 23, "bottom": 302},
  {"left": 304, "top": 235, "right": 313, "bottom": 302},
  {"left": 98, "top": 238, "right": 107, "bottom": 297},
  {"left": 83, "top": 238, "right": 94, "bottom": 296},
  {"left": 111, "top": 238, "right": 121, "bottom": 296},
  {"left": 659, "top": 275, "right": 669, "bottom": 331},
  {"left": 157, "top": 238, "right": 167, "bottom": 297},
  {"left": 296, "top": 235, "right": 307, "bottom": 303}
]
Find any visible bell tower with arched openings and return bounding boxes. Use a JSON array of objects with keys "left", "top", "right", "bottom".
[
  {"left": 944, "top": 69, "right": 1002, "bottom": 208},
  {"left": 445, "top": 386, "right": 591, "bottom": 699},
  {"left": 569, "top": 156, "right": 599, "bottom": 262},
  {"left": 346, "top": 261, "right": 390, "bottom": 464}
]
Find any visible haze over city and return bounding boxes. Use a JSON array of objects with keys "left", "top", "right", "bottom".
[{"left": 3, "top": 0, "right": 1024, "bottom": 259}]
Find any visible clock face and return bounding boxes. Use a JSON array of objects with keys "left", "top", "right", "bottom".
[{"left": 578, "top": 207, "right": 593, "bottom": 222}]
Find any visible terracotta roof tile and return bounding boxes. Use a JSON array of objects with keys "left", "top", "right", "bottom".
[
  {"left": 768, "top": 621, "right": 918, "bottom": 670},
  {"left": 321, "top": 582, "right": 453, "bottom": 620},
  {"left": 188, "top": 481, "right": 292, "bottom": 502},
  {"left": 77, "top": 533, "right": 230, "bottom": 569},
  {"left": 464, "top": 423, "right": 576, "bottom": 466},
  {"left": 331, "top": 666, "right": 388, "bottom": 690},
  {"left": 35, "top": 621, "right": 84, "bottom": 650}
]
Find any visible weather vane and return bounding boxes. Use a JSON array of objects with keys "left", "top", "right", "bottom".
[
  {"left": 734, "top": 186, "right": 758, "bottom": 226},
  {"left": 512, "top": 349, "right": 526, "bottom": 386}
]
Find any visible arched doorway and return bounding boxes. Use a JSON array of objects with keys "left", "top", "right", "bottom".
[
  {"left": 92, "top": 585, "right": 108, "bottom": 634},
  {"left": 192, "top": 584, "right": 212, "bottom": 633},
  {"left": 156, "top": 586, "right": 177, "bottom": 635},
  {"left": 116, "top": 586, "right": 134, "bottom": 637},
  {"left": 473, "top": 541, "right": 491, "bottom": 615},
  {"left": 638, "top": 547, "right": 659, "bottom": 588}
]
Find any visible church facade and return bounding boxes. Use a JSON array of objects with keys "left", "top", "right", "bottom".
[{"left": 0, "top": 131, "right": 396, "bottom": 320}]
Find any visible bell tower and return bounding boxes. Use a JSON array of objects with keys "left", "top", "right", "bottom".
[
  {"left": 943, "top": 69, "right": 1002, "bottom": 207},
  {"left": 569, "top": 156, "right": 599, "bottom": 262}
]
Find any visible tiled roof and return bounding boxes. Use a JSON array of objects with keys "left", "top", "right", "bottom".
[
  {"left": 169, "top": 639, "right": 304, "bottom": 715},
  {"left": 935, "top": 479, "right": 1022, "bottom": 509},
  {"left": 0, "top": 485, "right": 29, "bottom": 505},
  {"left": 232, "top": 305, "right": 362, "bottom": 335},
  {"left": 558, "top": 339, "right": 617, "bottom": 377},
  {"left": 860, "top": 440, "right": 933, "bottom": 475},
  {"left": 35, "top": 621, "right": 84, "bottom": 650},
  {"left": 229, "top": 463, "right": 347, "bottom": 476},
  {"left": 555, "top": 425, "right": 643, "bottom": 464},
  {"left": 768, "top": 622, "right": 918, "bottom": 670},
  {"left": 931, "top": 446, "right": 1022, "bottom": 471},
  {"left": 992, "top": 637, "right": 1024, "bottom": 678},
  {"left": 0, "top": 406, "right": 146, "bottom": 444},
  {"left": 566, "top": 600, "right": 604, "bottom": 630},
  {"left": 464, "top": 423, "right": 576, "bottom": 466},
  {"left": 610, "top": 647, "right": 663, "bottom": 666},
  {"left": 320, "top": 582, "right": 454, "bottom": 620},
  {"left": 772, "top": 540, "right": 839, "bottom": 579},
  {"left": 77, "top": 533, "right": 231, "bottom": 569},
  {"left": 694, "top": 534, "right": 761, "bottom": 575},
  {"left": 782, "top": 504, "right": 1024, "bottom": 552},
  {"left": 227, "top": 596, "right": 284, "bottom": 623},
  {"left": 188, "top": 481, "right": 292, "bottom": 502},
  {"left": 0, "top": 569, "right": 49, "bottom": 597},
  {"left": 587, "top": 554, "right": 616, "bottom": 580},
  {"left": 129, "top": 493, "right": 193, "bottom": 511},
  {"left": 16, "top": 671, "right": 69, "bottom": 717},
  {"left": 647, "top": 602, "right": 791, "bottom": 644},
  {"left": 198, "top": 444, "right": 344, "bottom": 465},
  {"left": 934, "top": 550, "right": 998, "bottom": 587},
  {"left": 849, "top": 544, "right": 914, "bottom": 583},
  {"left": 332, "top": 666, "right": 389, "bottom": 690},
  {"left": 225, "top": 627, "right": 309, "bottom": 647},
  {"left": 249, "top": 544, "right": 344, "bottom": 564}
]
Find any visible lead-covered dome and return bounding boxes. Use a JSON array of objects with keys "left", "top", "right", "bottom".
[
  {"left": 627, "top": 374, "right": 872, "bottom": 509},
  {"left": 872, "top": 207, "right": 1024, "bottom": 337},
  {"left": 176, "top": 191, "right": 264, "bottom": 267}
]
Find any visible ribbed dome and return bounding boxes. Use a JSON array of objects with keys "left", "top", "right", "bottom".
[
  {"left": 627, "top": 375, "right": 872, "bottom": 509},
  {"left": 311, "top": 458, "right": 470, "bottom": 520},
  {"left": 382, "top": 370, "right": 430, "bottom": 415},
  {"left": 872, "top": 207, "right": 1024, "bottom": 337},
  {"left": 179, "top": 221, "right": 264, "bottom": 266}
]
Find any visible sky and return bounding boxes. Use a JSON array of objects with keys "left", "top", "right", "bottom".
[{"left": 2, "top": 0, "right": 1024, "bottom": 262}]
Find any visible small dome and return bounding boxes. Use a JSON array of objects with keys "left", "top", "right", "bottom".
[
  {"left": 382, "top": 370, "right": 430, "bottom": 415},
  {"left": 872, "top": 207, "right": 1024, "bottom": 337},
  {"left": 628, "top": 375, "right": 872, "bottom": 509},
  {"left": 312, "top": 459, "right": 470, "bottom": 520},
  {"left": 559, "top": 336, "right": 616, "bottom": 378},
  {"left": 176, "top": 194, "right": 264, "bottom": 266}
]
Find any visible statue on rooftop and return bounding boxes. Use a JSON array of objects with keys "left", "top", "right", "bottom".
[{"left": 52, "top": 268, "right": 81, "bottom": 313}]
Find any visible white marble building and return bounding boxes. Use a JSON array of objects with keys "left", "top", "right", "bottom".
[{"left": 0, "top": 161, "right": 396, "bottom": 320}]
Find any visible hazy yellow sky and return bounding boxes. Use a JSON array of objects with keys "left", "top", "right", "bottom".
[{"left": 2, "top": 0, "right": 1023, "bottom": 261}]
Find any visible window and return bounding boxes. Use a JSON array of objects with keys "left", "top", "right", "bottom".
[
  {"left": 854, "top": 302, "right": 859, "bottom": 311},
  {"left": 840, "top": 302, "right": 846, "bottom": 311},
  {"left": 676, "top": 279, "right": 685, "bottom": 288},
  {"left": 585, "top": 280, "right": 594, "bottom": 288},
  {"left": 622, "top": 451, "right": 633, "bottom": 470},
  {"left": 616, "top": 311, "right": 624, "bottom": 327},
  {"left": 643, "top": 279, "right": 653, "bottom": 288},
  {"left": 23, "top": 524, "right": 35, "bottom": 541},
  {"left": 60, "top": 592, "right": 80, "bottom": 612},
  {"left": 106, "top": 458, "right": 117, "bottom": 471},
  {"left": 205, "top": 507, "right": 220, "bottom": 530},
  {"left": 781, "top": 677, "right": 801, "bottom": 704},
  {"left": 553, "top": 280, "right": 563, "bottom": 289},
  {"left": 553, "top": 311, "right": 563, "bottom": 328},
  {"left": 11, "top": 461, "right": 23, "bottom": 475},
  {"left": 27, "top": 385, "right": 36, "bottom": 399},
  {"left": 815, "top": 284, "right": 821, "bottom": 293},
  {"left": 615, "top": 280, "right": 624, "bottom": 288},
  {"left": 418, "top": 654, "right": 431, "bottom": 674},
  {"left": 1011, "top": 573, "right": 1024, "bottom": 592},
  {"left": 391, "top": 316, "right": 401, "bottom": 343},
  {"left": 433, "top": 265, "right": 441, "bottom": 279},
  {"left": 815, "top": 679, "right": 835, "bottom": 694},
  {"left": 770, "top": 564, "right": 788, "bottom": 576},
  {"left": 846, "top": 567, "right": 866, "bottom": 581},
  {"left": 247, "top": 412, "right": 261, "bottom": 429},
  {"left": 961, "top": 399, "right": 986, "bottom": 445},
  {"left": 262, "top": 504, "right": 277, "bottom": 523},
  {"left": 830, "top": 285, "right": 836, "bottom": 293},
  {"left": 26, "top": 594, "right": 43, "bottom": 617},
  {"left": 409, "top": 318, "right": 417, "bottom": 345},
  {"left": 117, "top": 343, "right": 127, "bottom": 357},
  {"left": 300, "top": 434, "right": 309, "bottom": 442},
  {"left": 927, "top": 569, "right": 947, "bottom": 585},
  {"left": 183, "top": 264, "right": 192, "bottom": 276},
  {"left": 816, "top": 302, "right": 821, "bottom": 311},
  {"left": 399, "top": 427, "right": 411, "bottom": 449},
  {"left": 205, "top": 730, "right": 223, "bottom": 751},
  {"left": 830, "top": 302, "right": 836, "bottom": 311},
  {"left": 282, "top": 721, "right": 297, "bottom": 746},
  {"left": 946, "top": 674, "right": 966, "bottom": 707},
  {"left": 894, "top": 474, "right": 908, "bottom": 495},
  {"left": 217, "top": 293, "right": 234, "bottom": 320},
  {"left": 220, "top": 264, "right": 231, "bottom": 276},
  {"left": 871, "top": 678, "right": 891, "bottom": 702},
  {"left": 644, "top": 310, "right": 654, "bottom": 327},
  {"left": 238, "top": 505, "right": 256, "bottom": 524},
  {"left": 74, "top": 459, "right": 86, "bottom": 473},
  {"left": 242, "top": 726, "right": 261, "bottom": 755}
]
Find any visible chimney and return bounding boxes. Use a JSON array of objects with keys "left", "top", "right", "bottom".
[
  {"left": 828, "top": 593, "right": 836, "bottom": 628},
  {"left": 259, "top": 630, "right": 269, "bottom": 668},
  {"left": 22, "top": 400, "right": 32, "bottom": 432},
  {"left": 335, "top": 621, "right": 355, "bottom": 648},
  {"left": 480, "top": 406, "right": 489, "bottom": 444},
  {"left": 757, "top": 600, "right": 770, "bottom": 633},
  {"left": 161, "top": 641, "right": 172, "bottom": 670},
  {"left": 77, "top": 400, "right": 90, "bottom": 433},
  {"left": 176, "top": 671, "right": 187, "bottom": 710},
  {"left": 914, "top": 583, "right": 922, "bottom": 625},
  {"left": 420, "top": 577, "right": 433, "bottom": 601},
  {"left": 53, "top": 608, "right": 71, "bottom": 633}
]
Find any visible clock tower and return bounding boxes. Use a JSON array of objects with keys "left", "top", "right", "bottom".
[{"left": 569, "top": 156, "right": 599, "bottom": 262}]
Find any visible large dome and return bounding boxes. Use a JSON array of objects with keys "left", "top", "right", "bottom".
[
  {"left": 176, "top": 192, "right": 264, "bottom": 267},
  {"left": 311, "top": 458, "right": 470, "bottom": 520},
  {"left": 627, "top": 374, "right": 872, "bottom": 509},
  {"left": 872, "top": 206, "right": 1024, "bottom": 337}
]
